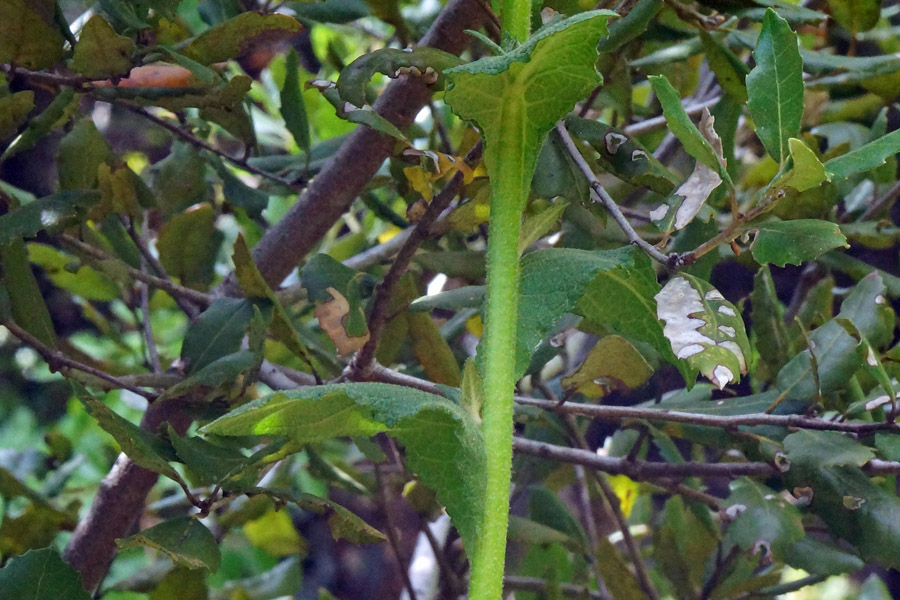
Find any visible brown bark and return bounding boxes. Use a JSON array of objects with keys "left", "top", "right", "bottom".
[{"left": 230, "top": 0, "right": 491, "bottom": 291}]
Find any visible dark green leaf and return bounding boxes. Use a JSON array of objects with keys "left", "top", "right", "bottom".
[
  {"left": 202, "top": 382, "right": 485, "bottom": 555},
  {"left": 0, "top": 191, "right": 99, "bottom": 246},
  {"left": 56, "top": 119, "right": 113, "bottom": 191},
  {"left": 783, "top": 430, "right": 875, "bottom": 468},
  {"left": 746, "top": 9, "right": 804, "bottom": 163},
  {"left": 117, "top": 517, "right": 221, "bottom": 571},
  {"left": 751, "top": 266, "right": 792, "bottom": 377},
  {"left": 825, "top": 129, "right": 900, "bottom": 181},
  {"left": 0, "top": 239, "right": 57, "bottom": 347},
  {"left": 0, "top": 547, "right": 90, "bottom": 600},
  {"left": 828, "top": 0, "right": 880, "bottom": 34},
  {"left": 784, "top": 534, "right": 864, "bottom": 576},
  {"left": 158, "top": 203, "right": 223, "bottom": 291},
  {"left": 749, "top": 219, "right": 848, "bottom": 267},
  {"left": 0, "top": 91, "right": 34, "bottom": 141},
  {"left": 409, "top": 285, "right": 486, "bottom": 312},
  {"left": 1, "top": 88, "right": 76, "bottom": 162},
  {"left": 700, "top": 32, "right": 749, "bottom": 103},
  {"left": 281, "top": 49, "right": 311, "bottom": 154},
  {"left": 181, "top": 298, "right": 255, "bottom": 374},
  {"left": 724, "top": 479, "right": 804, "bottom": 558}
]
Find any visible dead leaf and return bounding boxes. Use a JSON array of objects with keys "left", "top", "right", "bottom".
[{"left": 315, "top": 287, "right": 370, "bottom": 355}]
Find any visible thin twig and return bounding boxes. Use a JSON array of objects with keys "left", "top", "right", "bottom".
[
  {"left": 515, "top": 395, "right": 900, "bottom": 435},
  {"left": 561, "top": 416, "right": 659, "bottom": 600},
  {"left": 419, "top": 515, "right": 464, "bottom": 596},
  {"left": 138, "top": 218, "right": 163, "bottom": 373},
  {"left": 374, "top": 463, "right": 419, "bottom": 600},
  {"left": 60, "top": 235, "right": 213, "bottom": 308},
  {"left": 860, "top": 178, "right": 900, "bottom": 221},
  {"left": 623, "top": 96, "right": 721, "bottom": 138},
  {"left": 555, "top": 123, "right": 675, "bottom": 267},
  {"left": 119, "top": 104, "right": 300, "bottom": 190},
  {"left": 3, "top": 319, "right": 158, "bottom": 400},
  {"left": 351, "top": 143, "right": 483, "bottom": 378},
  {"left": 515, "top": 437, "right": 900, "bottom": 479}
]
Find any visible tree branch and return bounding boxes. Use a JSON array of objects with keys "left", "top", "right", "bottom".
[{"left": 227, "top": 0, "right": 492, "bottom": 291}]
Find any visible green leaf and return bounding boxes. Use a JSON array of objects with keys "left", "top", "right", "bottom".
[
  {"left": 254, "top": 488, "right": 385, "bottom": 544},
  {"left": 158, "top": 203, "right": 223, "bottom": 291},
  {"left": 516, "top": 247, "right": 668, "bottom": 380},
  {"left": 532, "top": 131, "right": 590, "bottom": 202},
  {"left": 153, "top": 143, "right": 210, "bottom": 215},
  {"left": 648, "top": 75, "right": 731, "bottom": 185},
  {"left": 654, "top": 496, "right": 719, "bottom": 599},
  {"left": 828, "top": 0, "right": 880, "bottom": 34},
  {"left": 776, "top": 273, "right": 893, "bottom": 402},
  {"left": 202, "top": 382, "right": 485, "bottom": 554},
  {"left": 210, "top": 159, "right": 270, "bottom": 218},
  {"left": 337, "top": 47, "right": 463, "bottom": 108},
  {"left": 0, "top": 191, "right": 100, "bottom": 245},
  {"left": 396, "top": 274, "right": 461, "bottom": 386},
  {"left": 724, "top": 479, "right": 804, "bottom": 559},
  {"left": 824, "top": 129, "right": 900, "bottom": 181},
  {"left": 0, "top": 91, "right": 34, "bottom": 141},
  {"left": 519, "top": 200, "right": 569, "bottom": 255},
  {"left": 76, "top": 386, "right": 183, "bottom": 486},
  {"left": 281, "top": 49, "right": 311, "bottom": 155},
  {"left": 26, "top": 243, "right": 119, "bottom": 301},
  {"left": 444, "top": 11, "right": 616, "bottom": 207},
  {"left": 700, "top": 32, "right": 749, "bottom": 103},
  {"left": 168, "top": 425, "right": 261, "bottom": 488},
  {"left": 301, "top": 253, "right": 370, "bottom": 338},
  {"left": 565, "top": 116, "right": 677, "bottom": 196},
  {"left": 0, "top": 239, "right": 57, "bottom": 347},
  {"left": 751, "top": 266, "right": 792, "bottom": 377},
  {"left": 311, "top": 80, "right": 407, "bottom": 140},
  {"left": 149, "top": 568, "right": 207, "bottom": 600},
  {"left": 656, "top": 274, "right": 750, "bottom": 390},
  {"left": 181, "top": 298, "right": 256, "bottom": 374},
  {"left": 2, "top": 88, "right": 76, "bottom": 162},
  {"left": 233, "top": 235, "right": 315, "bottom": 366},
  {"left": 72, "top": 15, "right": 135, "bottom": 78},
  {"left": 746, "top": 8, "right": 804, "bottom": 164},
  {"left": 0, "top": 0, "right": 64, "bottom": 69},
  {"left": 117, "top": 517, "right": 221, "bottom": 571},
  {"left": 528, "top": 486, "right": 589, "bottom": 553},
  {"left": 163, "top": 350, "right": 259, "bottom": 400},
  {"left": 775, "top": 138, "right": 827, "bottom": 192},
  {"left": 409, "top": 285, "right": 485, "bottom": 312},
  {"left": 749, "top": 219, "right": 848, "bottom": 267},
  {"left": 56, "top": 119, "right": 113, "bottom": 191},
  {"left": 784, "top": 534, "right": 864, "bottom": 576},
  {"left": 180, "top": 13, "right": 303, "bottom": 65},
  {"left": 0, "top": 547, "right": 90, "bottom": 600},
  {"left": 784, "top": 430, "right": 875, "bottom": 468},
  {"left": 790, "top": 465, "right": 900, "bottom": 569}
]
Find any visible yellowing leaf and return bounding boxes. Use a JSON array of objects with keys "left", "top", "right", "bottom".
[
  {"left": 0, "top": 0, "right": 63, "bottom": 69},
  {"left": 315, "top": 287, "right": 370, "bottom": 355},
  {"left": 609, "top": 475, "right": 640, "bottom": 518},
  {"left": 562, "top": 335, "right": 653, "bottom": 398},
  {"left": 243, "top": 509, "right": 306, "bottom": 556},
  {"left": 73, "top": 15, "right": 135, "bottom": 79}
]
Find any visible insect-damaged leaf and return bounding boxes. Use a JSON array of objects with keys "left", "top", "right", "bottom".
[
  {"left": 562, "top": 335, "right": 653, "bottom": 398},
  {"left": 655, "top": 274, "right": 750, "bottom": 389},
  {"left": 651, "top": 109, "right": 726, "bottom": 232},
  {"left": 301, "top": 254, "right": 370, "bottom": 356},
  {"left": 337, "top": 47, "right": 464, "bottom": 108},
  {"left": 202, "top": 382, "right": 485, "bottom": 556}
]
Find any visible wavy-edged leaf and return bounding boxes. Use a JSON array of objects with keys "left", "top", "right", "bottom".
[
  {"left": 0, "top": 191, "right": 99, "bottom": 245},
  {"left": 117, "top": 518, "right": 220, "bottom": 571},
  {"left": 749, "top": 219, "right": 848, "bottom": 267},
  {"left": 72, "top": 15, "right": 134, "bottom": 78},
  {"left": 202, "top": 382, "right": 485, "bottom": 554},
  {"left": 746, "top": 9, "right": 804, "bottom": 164},
  {"left": 444, "top": 11, "right": 615, "bottom": 205},
  {"left": 158, "top": 203, "right": 223, "bottom": 291},
  {"left": 824, "top": 129, "right": 900, "bottom": 181},
  {"left": 255, "top": 488, "right": 385, "bottom": 544},
  {"left": 724, "top": 479, "right": 804, "bottom": 559},
  {"left": 337, "top": 47, "right": 463, "bottom": 108},
  {"left": 655, "top": 274, "right": 750, "bottom": 389},
  {"left": 784, "top": 430, "right": 874, "bottom": 469}
]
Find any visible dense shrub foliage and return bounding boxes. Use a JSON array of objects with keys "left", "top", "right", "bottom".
[{"left": 3, "top": 0, "right": 900, "bottom": 598}]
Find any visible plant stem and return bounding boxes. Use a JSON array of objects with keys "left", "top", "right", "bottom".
[
  {"left": 468, "top": 110, "right": 527, "bottom": 599},
  {"left": 502, "top": 0, "right": 532, "bottom": 42}
]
